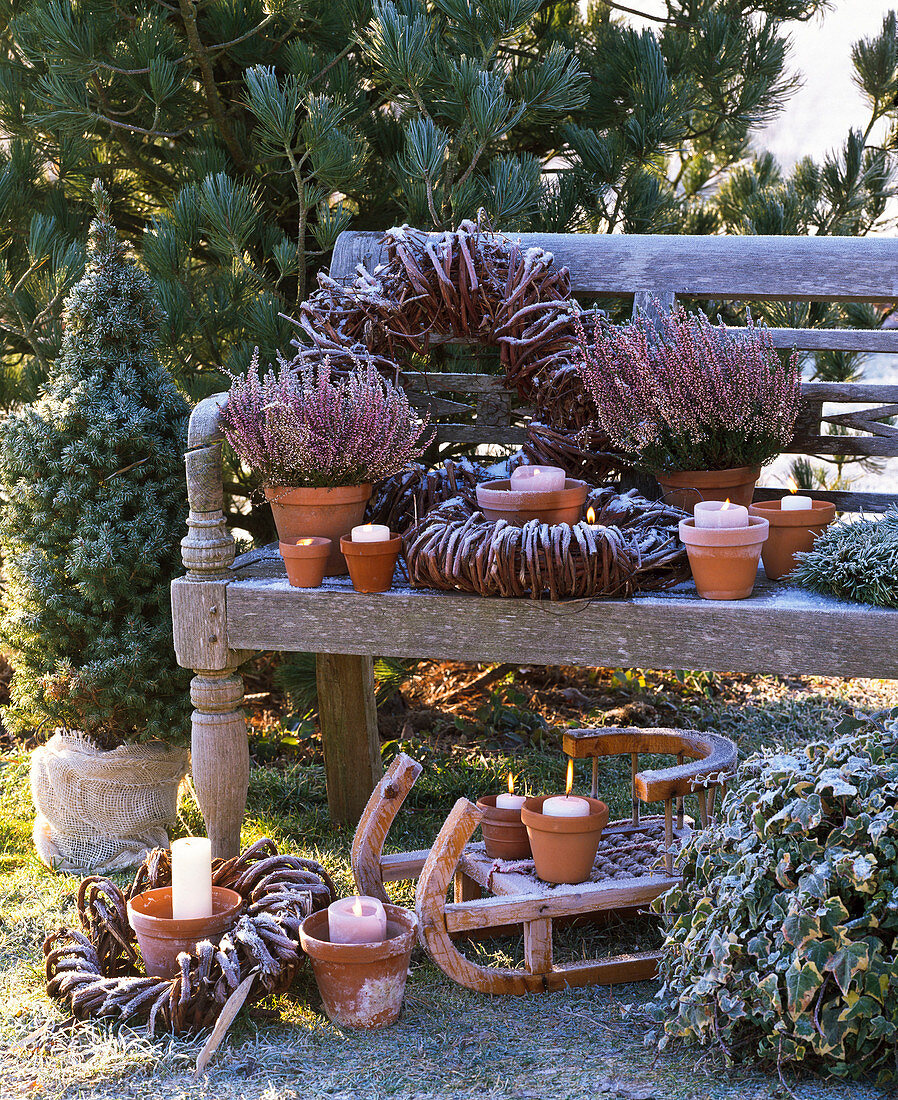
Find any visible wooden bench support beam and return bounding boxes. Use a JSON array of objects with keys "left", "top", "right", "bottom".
[{"left": 317, "top": 652, "right": 383, "bottom": 825}]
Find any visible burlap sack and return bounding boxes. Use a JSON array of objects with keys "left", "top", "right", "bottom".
[{"left": 30, "top": 731, "right": 189, "bottom": 874}]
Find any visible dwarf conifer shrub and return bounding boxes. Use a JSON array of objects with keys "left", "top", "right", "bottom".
[
  {"left": 0, "top": 182, "right": 190, "bottom": 746},
  {"left": 654, "top": 711, "right": 898, "bottom": 1084}
]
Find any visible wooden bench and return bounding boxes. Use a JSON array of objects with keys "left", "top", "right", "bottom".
[{"left": 172, "top": 232, "right": 898, "bottom": 857}]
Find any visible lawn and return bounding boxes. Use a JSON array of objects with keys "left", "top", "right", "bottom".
[{"left": 1, "top": 664, "right": 896, "bottom": 1100}]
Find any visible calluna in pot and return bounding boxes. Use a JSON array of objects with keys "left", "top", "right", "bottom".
[
  {"left": 574, "top": 304, "right": 800, "bottom": 510},
  {"left": 221, "top": 353, "right": 432, "bottom": 574}
]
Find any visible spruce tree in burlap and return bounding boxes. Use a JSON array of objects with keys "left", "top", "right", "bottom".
[{"left": 0, "top": 180, "right": 191, "bottom": 747}]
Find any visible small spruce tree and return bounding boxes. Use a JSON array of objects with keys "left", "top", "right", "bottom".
[{"left": 0, "top": 181, "right": 191, "bottom": 747}]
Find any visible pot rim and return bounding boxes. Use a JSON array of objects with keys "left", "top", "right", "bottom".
[
  {"left": 653, "top": 465, "right": 762, "bottom": 486},
  {"left": 475, "top": 478, "right": 587, "bottom": 508},
  {"left": 278, "top": 538, "right": 332, "bottom": 559},
  {"left": 299, "top": 903, "right": 417, "bottom": 963},
  {"left": 265, "top": 483, "right": 373, "bottom": 504},
  {"left": 521, "top": 795, "right": 609, "bottom": 834},
  {"left": 679, "top": 515, "right": 769, "bottom": 547},
  {"left": 476, "top": 795, "right": 526, "bottom": 823},
  {"left": 748, "top": 500, "right": 837, "bottom": 527},
  {"left": 127, "top": 886, "right": 243, "bottom": 934},
  {"left": 339, "top": 533, "right": 402, "bottom": 556}
]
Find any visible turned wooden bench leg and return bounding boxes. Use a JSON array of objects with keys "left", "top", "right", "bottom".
[
  {"left": 189, "top": 665, "right": 249, "bottom": 859},
  {"left": 316, "top": 652, "right": 382, "bottom": 825}
]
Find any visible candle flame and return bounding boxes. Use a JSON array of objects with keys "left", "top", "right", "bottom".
[
  {"left": 298, "top": 538, "right": 314, "bottom": 546},
  {"left": 507, "top": 773, "right": 515, "bottom": 796},
  {"left": 586, "top": 507, "right": 596, "bottom": 524},
  {"left": 787, "top": 478, "right": 798, "bottom": 495},
  {"left": 721, "top": 499, "right": 732, "bottom": 510},
  {"left": 352, "top": 899, "right": 364, "bottom": 917},
  {"left": 565, "top": 758, "right": 574, "bottom": 797}
]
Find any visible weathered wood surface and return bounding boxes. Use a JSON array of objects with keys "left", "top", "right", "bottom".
[
  {"left": 562, "top": 727, "right": 737, "bottom": 802},
  {"left": 331, "top": 231, "right": 898, "bottom": 301},
  {"left": 351, "top": 752, "right": 423, "bottom": 902},
  {"left": 227, "top": 552, "right": 898, "bottom": 679},
  {"left": 315, "top": 653, "right": 383, "bottom": 825}
]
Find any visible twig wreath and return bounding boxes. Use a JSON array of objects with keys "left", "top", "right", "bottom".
[
  {"left": 294, "top": 215, "right": 614, "bottom": 440},
  {"left": 402, "top": 484, "right": 689, "bottom": 601},
  {"left": 43, "top": 838, "right": 335, "bottom": 1035}
]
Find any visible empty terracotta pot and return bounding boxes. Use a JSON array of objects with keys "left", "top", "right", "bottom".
[
  {"left": 654, "top": 466, "right": 761, "bottom": 512},
  {"left": 339, "top": 533, "right": 402, "bottom": 593},
  {"left": 264, "top": 484, "right": 372, "bottom": 576},
  {"left": 521, "top": 795, "right": 610, "bottom": 885},
  {"left": 127, "top": 886, "right": 243, "bottom": 978},
  {"left": 748, "top": 499, "right": 837, "bottom": 580},
  {"left": 679, "top": 515, "right": 769, "bottom": 600},
  {"left": 476, "top": 795, "right": 532, "bottom": 860},
  {"left": 278, "top": 537, "right": 332, "bottom": 587},
  {"left": 475, "top": 478, "right": 588, "bottom": 525},
  {"left": 299, "top": 903, "right": 417, "bottom": 1029}
]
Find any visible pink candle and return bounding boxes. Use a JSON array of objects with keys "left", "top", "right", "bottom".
[
  {"left": 509, "top": 465, "right": 566, "bottom": 493},
  {"left": 327, "top": 896, "right": 387, "bottom": 944},
  {"left": 694, "top": 499, "right": 749, "bottom": 529}
]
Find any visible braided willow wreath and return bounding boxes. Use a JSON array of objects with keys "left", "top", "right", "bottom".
[
  {"left": 403, "top": 485, "right": 689, "bottom": 600},
  {"left": 43, "top": 838, "right": 335, "bottom": 1034},
  {"left": 295, "top": 216, "right": 613, "bottom": 441}
]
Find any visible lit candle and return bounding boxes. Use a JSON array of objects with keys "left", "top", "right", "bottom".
[
  {"left": 350, "top": 523, "right": 391, "bottom": 543},
  {"left": 170, "top": 837, "right": 213, "bottom": 920},
  {"left": 327, "top": 895, "right": 387, "bottom": 944},
  {"left": 542, "top": 760, "right": 590, "bottom": 818},
  {"left": 496, "top": 773, "right": 526, "bottom": 810},
  {"left": 509, "top": 465, "right": 566, "bottom": 493},
  {"left": 694, "top": 499, "right": 749, "bottom": 529},
  {"left": 584, "top": 506, "right": 600, "bottom": 530},
  {"left": 781, "top": 494, "right": 813, "bottom": 511}
]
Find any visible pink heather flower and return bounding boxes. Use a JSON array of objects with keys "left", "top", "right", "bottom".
[
  {"left": 221, "top": 351, "right": 433, "bottom": 487},
  {"left": 573, "top": 303, "right": 801, "bottom": 472}
]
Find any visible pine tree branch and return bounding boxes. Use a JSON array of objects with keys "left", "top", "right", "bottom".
[
  {"left": 308, "top": 44, "right": 354, "bottom": 86},
  {"left": 603, "top": 2, "right": 688, "bottom": 25},
  {"left": 178, "top": 0, "right": 248, "bottom": 169}
]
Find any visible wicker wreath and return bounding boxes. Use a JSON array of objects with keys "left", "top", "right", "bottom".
[
  {"left": 43, "top": 838, "right": 336, "bottom": 1034},
  {"left": 294, "top": 216, "right": 618, "bottom": 449},
  {"left": 403, "top": 485, "right": 689, "bottom": 600}
]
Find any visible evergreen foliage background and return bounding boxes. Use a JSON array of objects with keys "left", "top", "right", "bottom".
[{"left": 0, "top": 181, "right": 191, "bottom": 747}]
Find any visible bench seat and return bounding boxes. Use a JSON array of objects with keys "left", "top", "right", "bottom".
[{"left": 226, "top": 544, "right": 897, "bottom": 680}]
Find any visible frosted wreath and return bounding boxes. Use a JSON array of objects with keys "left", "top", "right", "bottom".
[
  {"left": 43, "top": 838, "right": 336, "bottom": 1034},
  {"left": 402, "top": 485, "right": 689, "bottom": 600}
]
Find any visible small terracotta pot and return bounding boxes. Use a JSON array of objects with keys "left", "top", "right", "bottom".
[
  {"left": 127, "top": 886, "right": 243, "bottom": 978},
  {"left": 475, "top": 478, "right": 588, "bottom": 526},
  {"left": 264, "top": 484, "right": 372, "bottom": 576},
  {"left": 654, "top": 466, "right": 761, "bottom": 512},
  {"left": 299, "top": 903, "right": 417, "bottom": 1029},
  {"left": 339, "top": 533, "right": 402, "bottom": 593},
  {"left": 748, "top": 500, "right": 837, "bottom": 580},
  {"left": 679, "top": 515, "right": 769, "bottom": 600},
  {"left": 521, "top": 795, "right": 610, "bottom": 885},
  {"left": 278, "top": 538, "right": 332, "bottom": 587},
  {"left": 476, "top": 795, "right": 532, "bottom": 860}
]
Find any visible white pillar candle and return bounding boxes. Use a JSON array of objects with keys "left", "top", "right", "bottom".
[
  {"left": 170, "top": 837, "right": 213, "bottom": 920},
  {"left": 542, "top": 795, "right": 591, "bottom": 817},
  {"left": 328, "top": 895, "right": 387, "bottom": 944},
  {"left": 350, "top": 523, "right": 391, "bottom": 542},
  {"left": 509, "top": 465, "right": 566, "bottom": 493},
  {"left": 781, "top": 495, "right": 813, "bottom": 511},
  {"left": 694, "top": 500, "right": 749, "bottom": 529},
  {"left": 496, "top": 774, "right": 526, "bottom": 809}
]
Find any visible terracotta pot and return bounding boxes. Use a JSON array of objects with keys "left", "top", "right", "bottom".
[
  {"left": 748, "top": 500, "right": 837, "bottom": 580},
  {"left": 475, "top": 478, "right": 588, "bottom": 525},
  {"left": 299, "top": 903, "right": 417, "bottom": 1029},
  {"left": 127, "top": 886, "right": 243, "bottom": 978},
  {"left": 264, "top": 484, "right": 372, "bottom": 576},
  {"left": 679, "top": 515, "right": 769, "bottom": 600},
  {"left": 278, "top": 538, "right": 332, "bottom": 587},
  {"left": 476, "top": 795, "right": 532, "bottom": 860},
  {"left": 653, "top": 466, "right": 761, "bottom": 512},
  {"left": 339, "top": 533, "right": 402, "bottom": 593},
  {"left": 521, "top": 795, "right": 610, "bottom": 885}
]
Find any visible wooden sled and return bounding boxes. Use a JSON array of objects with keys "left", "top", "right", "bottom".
[{"left": 351, "top": 726, "right": 737, "bottom": 995}]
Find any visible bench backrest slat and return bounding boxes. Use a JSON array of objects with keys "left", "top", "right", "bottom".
[{"left": 329, "top": 231, "right": 898, "bottom": 512}]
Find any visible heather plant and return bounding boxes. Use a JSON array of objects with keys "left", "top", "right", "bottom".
[
  {"left": 653, "top": 709, "right": 898, "bottom": 1085},
  {"left": 221, "top": 353, "right": 432, "bottom": 488},
  {"left": 574, "top": 305, "right": 801, "bottom": 473}
]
